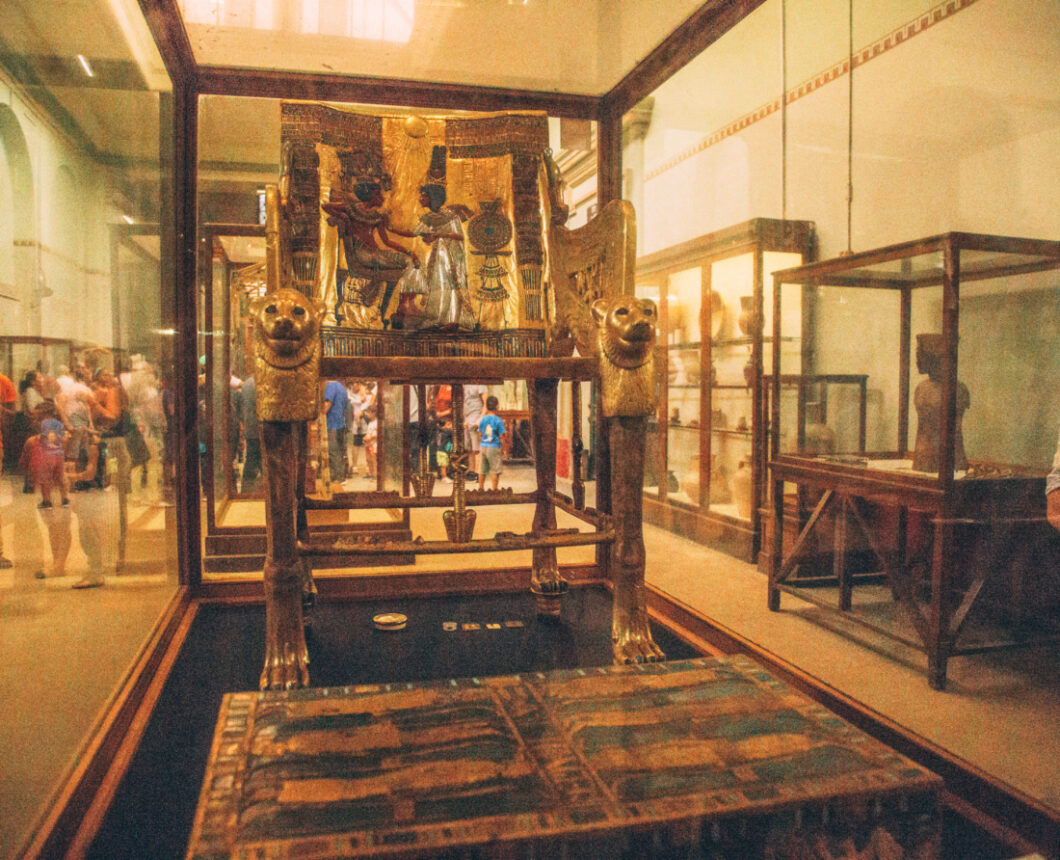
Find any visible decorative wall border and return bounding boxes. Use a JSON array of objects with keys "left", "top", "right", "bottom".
[{"left": 645, "top": 0, "right": 982, "bottom": 181}]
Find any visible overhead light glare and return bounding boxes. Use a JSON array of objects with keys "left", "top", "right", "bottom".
[
  {"left": 122, "top": 214, "right": 135, "bottom": 224},
  {"left": 76, "top": 54, "right": 95, "bottom": 77}
]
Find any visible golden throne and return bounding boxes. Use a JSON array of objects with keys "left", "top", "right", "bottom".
[{"left": 254, "top": 103, "right": 663, "bottom": 689}]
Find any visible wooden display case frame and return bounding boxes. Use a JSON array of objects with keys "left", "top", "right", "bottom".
[
  {"left": 767, "top": 232, "right": 1060, "bottom": 689},
  {"left": 635, "top": 218, "right": 815, "bottom": 562}
]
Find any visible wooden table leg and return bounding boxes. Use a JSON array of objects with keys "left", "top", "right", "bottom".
[
  {"left": 529, "top": 378, "right": 566, "bottom": 612},
  {"left": 260, "top": 420, "right": 310, "bottom": 690},
  {"left": 927, "top": 513, "right": 953, "bottom": 691},
  {"left": 836, "top": 496, "right": 852, "bottom": 612},
  {"left": 769, "top": 474, "right": 784, "bottom": 612}
]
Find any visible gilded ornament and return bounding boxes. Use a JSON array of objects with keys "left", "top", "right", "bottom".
[
  {"left": 254, "top": 288, "right": 326, "bottom": 422},
  {"left": 403, "top": 115, "right": 429, "bottom": 139},
  {"left": 592, "top": 296, "right": 658, "bottom": 418}
]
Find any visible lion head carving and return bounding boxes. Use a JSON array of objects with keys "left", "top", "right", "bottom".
[
  {"left": 592, "top": 295, "right": 658, "bottom": 417},
  {"left": 253, "top": 288, "right": 325, "bottom": 423},
  {"left": 254, "top": 289, "right": 325, "bottom": 369}
]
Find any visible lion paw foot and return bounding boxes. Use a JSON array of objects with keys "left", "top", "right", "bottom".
[
  {"left": 613, "top": 625, "right": 665, "bottom": 665},
  {"left": 259, "top": 640, "right": 310, "bottom": 691},
  {"left": 261, "top": 594, "right": 310, "bottom": 690},
  {"left": 532, "top": 576, "right": 568, "bottom": 596}
]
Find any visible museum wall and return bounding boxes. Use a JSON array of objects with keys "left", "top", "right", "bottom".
[
  {"left": 624, "top": 0, "right": 1060, "bottom": 470},
  {"left": 0, "top": 74, "right": 111, "bottom": 348}
]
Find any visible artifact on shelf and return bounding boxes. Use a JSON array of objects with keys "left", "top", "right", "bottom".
[
  {"left": 731, "top": 460, "right": 753, "bottom": 519},
  {"left": 685, "top": 357, "right": 701, "bottom": 387},
  {"left": 912, "top": 333, "right": 969, "bottom": 472},
  {"left": 737, "top": 295, "right": 762, "bottom": 337},
  {"left": 681, "top": 455, "right": 701, "bottom": 505},
  {"left": 710, "top": 455, "right": 732, "bottom": 504},
  {"left": 709, "top": 289, "right": 725, "bottom": 341}
]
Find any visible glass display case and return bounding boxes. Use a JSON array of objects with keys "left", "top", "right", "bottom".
[
  {"left": 768, "top": 232, "right": 1060, "bottom": 689},
  {"left": 635, "top": 219, "right": 815, "bottom": 561}
]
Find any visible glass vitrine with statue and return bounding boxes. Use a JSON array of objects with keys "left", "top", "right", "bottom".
[{"left": 768, "top": 232, "right": 1060, "bottom": 689}]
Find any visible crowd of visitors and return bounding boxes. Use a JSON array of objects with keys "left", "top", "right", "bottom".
[{"left": 0, "top": 351, "right": 172, "bottom": 587}]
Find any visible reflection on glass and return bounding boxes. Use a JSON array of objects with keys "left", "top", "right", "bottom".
[{"left": 0, "top": 0, "right": 177, "bottom": 851}]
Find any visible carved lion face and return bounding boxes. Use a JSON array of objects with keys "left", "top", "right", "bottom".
[
  {"left": 592, "top": 296, "right": 657, "bottom": 366},
  {"left": 254, "top": 289, "right": 324, "bottom": 366}
]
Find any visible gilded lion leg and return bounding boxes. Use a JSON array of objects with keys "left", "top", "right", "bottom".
[
  {"left": 529, "top": 378, "right": 566, "bottom": 596},
  {"left": 260, "top": 420, "right": 310, "bottom": 689},
  {"left": 261, "top": 562, "right": 310, "bottom": 690},
  {"left": 294, "top": 421, "right": 316, "bottom": 625},
  {"left": 609, "top": 416, "right": 664, "bottom": 664}
]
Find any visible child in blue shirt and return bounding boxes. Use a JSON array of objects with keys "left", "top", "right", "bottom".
[{"left": 477, "top": 395, "right": 505, "bottom": 491}]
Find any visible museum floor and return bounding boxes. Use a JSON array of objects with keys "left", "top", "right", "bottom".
[{"left": 1, "top": 465, "right": 1057, "bottom": 857}]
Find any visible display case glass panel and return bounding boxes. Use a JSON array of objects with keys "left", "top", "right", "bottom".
[
  {"left": 630, "top": 219, "right": 814, "bottom": 560},
  {"left": 195, "top": 94, "right": 597, "bottom": 572},
  {"left": 0, "top": 0, "right": 178, "bottom": 852},
  {"left": 177, "top": 0, "right": 701, "bottom": 95},
  {"left": 666, "top": 266, "right": 702, "bottom": 507},
  {"left": 774, "top": 236, "right": 1060, "bottom": 481}
]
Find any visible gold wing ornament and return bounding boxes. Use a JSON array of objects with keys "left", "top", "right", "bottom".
[
  {"left": 547, "top": 199, "right": 638, "bottom": 359},
  {"left": 256, "top": 185, "right": 326, "bottom": 423}
]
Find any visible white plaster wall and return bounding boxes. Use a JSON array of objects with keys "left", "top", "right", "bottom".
[
  {"left": 0, "top": 68, "right": 166, "bottom": 368},
  {"left": 0, "top": 77, "right": 111, "bottom": 352}
]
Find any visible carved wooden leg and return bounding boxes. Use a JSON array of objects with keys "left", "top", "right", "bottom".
[
  {"left": 529, "top": 378, "right": 567, "bottom": 608},
  {"left": 260, "top": 420, "right": 310, "bottom": 690},
  {"left": 927, "top": 514, "right": 952, "bottom": 691},
  {"left": 609, "top": 415, "right": 664, "bottom": 664},
  {"left": 294, "top": 420, "right": 317, "bottom": 624}
]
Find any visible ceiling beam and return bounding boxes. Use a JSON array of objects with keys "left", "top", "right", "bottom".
[
  {"left": 602, "top": 0, "right": 769, "bottom": 118},
  {"left": 196, "top": 66, "right": 600, "bottom": 120}
]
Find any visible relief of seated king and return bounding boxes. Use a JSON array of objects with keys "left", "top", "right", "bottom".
[
  {"left": 322, "top": 178, "right": 420, "bottom": 328},
  {"left": 281, "top": 104, "right": 554, "bottom": 349}
]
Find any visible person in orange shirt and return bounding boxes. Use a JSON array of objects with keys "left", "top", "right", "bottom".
[
  {"left": 431, "top": 385, "right": 453, "bottom": 482},
  {"left": 0, "top": 371, "right": 16, "bottom": 568}
]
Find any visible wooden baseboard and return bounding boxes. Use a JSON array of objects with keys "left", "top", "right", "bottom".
[
  {"left": 643, "top": 496, "right": 755, "bottom": 562},
  {"left": 16, "top": 588, "right": 195, "bottom": 860},
  {"left": 644, "top": 584, "right": 1060, "bottom": 856}
]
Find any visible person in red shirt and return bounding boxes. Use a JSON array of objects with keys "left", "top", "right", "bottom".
[{"left": 0, "top": 371, "right": 16, "bottom": 568}]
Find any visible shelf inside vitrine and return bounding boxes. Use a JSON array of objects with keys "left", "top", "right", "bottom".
[{"left": 712, "top": 428, "right": 753, "bottom": 437}]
